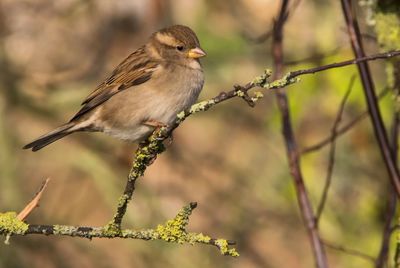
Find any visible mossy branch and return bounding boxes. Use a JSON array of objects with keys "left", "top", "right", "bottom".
[
  {"left": 0, "top": 203, "right": 238, "bottom": 256},
  {"left": 1, "top": 49, "right": 400, "bottom": 257}
]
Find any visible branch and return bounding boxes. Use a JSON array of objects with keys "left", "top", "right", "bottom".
[
  {"left": 323, "top": 240, "right": 375, "bottom": 264},
  {"left": 287, "top": 50, "right": 400, "bottom": 80},
  {"left": 284, "top": 47, "right": 341, "bottom": 66},
  {"left": 301, "top": 87, "right": 390, "bottom": 154},
  {"left": 376, "top": 189, "right": 397, "bottom": 268},
  {"left": 315, "top": 76, "right": 355, "bottom": 222},
  {"left": 0, "top": 202, "right": 238, "bottom": 256},
  {"left": 271, "top": 1, "right": 328, "bottom": 267},
  {"left": 376, "top": 61, "right": 400, "bottom": 268},
  {"left": 340, "top": 0, "right": 400, "bottom": 198}
]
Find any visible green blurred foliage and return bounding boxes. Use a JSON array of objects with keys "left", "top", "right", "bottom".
[{"left": 0, "top": 0, "right": 399, "bottom": 267}]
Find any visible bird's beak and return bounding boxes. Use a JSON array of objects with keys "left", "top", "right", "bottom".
[{"left": 187, "top": 47, "right": 206, "bottom": 59}]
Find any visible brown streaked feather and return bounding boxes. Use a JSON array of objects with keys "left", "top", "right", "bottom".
[{"left": 70, "top": 46, "right": 158, "bottom": 121}]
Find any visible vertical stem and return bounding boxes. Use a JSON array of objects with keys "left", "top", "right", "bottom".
[
  {"left": 272, "top": 1, "right": 328, "bottom": 267},
  {"left": 376, "top": 91, "right": 399, "bottom": 268},
  {"left": 340, "top": 0, "right": 400, "bottom": 198}
]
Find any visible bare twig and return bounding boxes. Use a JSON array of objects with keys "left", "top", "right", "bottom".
[
  {"left": 301, "top": 88, "right": 390, "bottom": 154},
  {"left": 376, "top": 61, "right": 400, "bottom": 268},
  {"left": 243, "top": 0, "right": 301, "bottom": 44},
  {"left": 284, "top": 47, "right": 341, "bottom": 66},
  {"left": 243, "top": 29, "right": 273, "bottom": 44},
  {"left": 271, "top": 1, "right": 328, "bottom": 267},
  {"left": 340, "top": 0, "right": 400, "bottom": 198},
  {"left": 17, "top": 178, "right": 50, "bottom": 221},
  {"left": 396, "top": 226, "right": 400, "bottom": 267},
  {"left": 376, "top": 189, "right": 397, "bottom": 268},
  {"left": 316, "top": 76, "right": 355, "bottom": 222},
  {"left": 323, "top": 240, "right": 376, "bottom": 264},
  {"left": 287, "top": 50, "right": 400, "bottom": 80}
]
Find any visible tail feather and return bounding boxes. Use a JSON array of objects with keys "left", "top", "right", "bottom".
[{"left": 23, "top": 123, "right": 76, "bottom": 151}]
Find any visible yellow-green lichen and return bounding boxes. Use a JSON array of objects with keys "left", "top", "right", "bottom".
[
  {"left": 215, "top": 239, "right": 240, "bottom": 257},
  {"left": 53, "top": 225, "right": 78, "bottom": 236},
  {"left": 102, "top": 221, "right": 122, "bottom": 237},
  {"left": 189, "top": 100, "right": 215, "bottom": 114},
  {"left": 117, "top": 194, "right": 130, "bottom": 208},
  {"left": 121, "top": 228, "right": 155, "bottom": 239},
  {"left": 151, "top": 204, "right": 239, "bottom": 257},
  {"left": 0, "top": 212, "right": 29, "bottom": 236},
  {"left": 176, "top": 111, "right": 186, "bottom": 121},
  {"left": 251, "top": 91, "right": 264, "bottom": 103},
  {"left": 236, "top": 90, "right": 245, "bottom": 97},
  {"left": 264, "top": 72, "right": 300, "bottom": 89},
  {"left": 155, "top": 204, "right": 193, "bottom": 243},
  {"left": 186, "top": 232, "right": 211, "bottom": 244},
  {"left": 252, "top": 69, "right": 272, "bottom": 87}
]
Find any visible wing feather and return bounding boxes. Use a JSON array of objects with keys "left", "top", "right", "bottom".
[{"left": 70, "top": 46, "right": 157, "bottom": 121}]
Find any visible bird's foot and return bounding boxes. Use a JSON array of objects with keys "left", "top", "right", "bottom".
[
  {"left": 143, "top": 120, "right": 170, "bottom": 141},
  {"left": 143, "top": 120, "right": 167, "bottom": 129}
]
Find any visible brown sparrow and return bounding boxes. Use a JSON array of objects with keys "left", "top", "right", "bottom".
[{"left": 23, "top": 25, "right": 206, "bottom": 151}]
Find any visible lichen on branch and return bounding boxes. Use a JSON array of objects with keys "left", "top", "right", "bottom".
[
  {"left": 0, "top": 212, "right": 29, "bottom": 236},
  {"left": 0, "top": 203, "right": 238, "bottom": 256}
]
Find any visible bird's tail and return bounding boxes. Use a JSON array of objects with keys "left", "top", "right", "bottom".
[{"left": 23, "top": 122, "right": 76, "bottom": 151}]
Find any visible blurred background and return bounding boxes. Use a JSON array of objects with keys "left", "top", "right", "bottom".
[{"left": 0, "top": 0, "right": 397, "bottom": 267}]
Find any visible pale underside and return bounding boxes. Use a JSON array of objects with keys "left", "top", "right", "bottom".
[{"left": 73, "top": 62, "right": 204, "bottom": 142}]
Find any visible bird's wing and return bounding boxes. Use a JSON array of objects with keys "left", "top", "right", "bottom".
[{"left": 70, "top": 47, "right": 158, "bottom": 121}]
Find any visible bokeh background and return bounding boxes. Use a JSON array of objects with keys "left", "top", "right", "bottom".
[{"left": 0, "top": 0, "right": 397, "bottom": 267}]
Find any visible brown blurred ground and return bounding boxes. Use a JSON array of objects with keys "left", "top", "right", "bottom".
[{"left": 0, "top": 1, "right": 395, "bottom": 267}]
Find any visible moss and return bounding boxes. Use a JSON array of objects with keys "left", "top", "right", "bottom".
[{"left": 0, "top": 212, "right": 28, "bottom": 236}]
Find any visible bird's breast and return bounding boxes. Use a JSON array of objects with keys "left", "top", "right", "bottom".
[
  {"left": 94, "top": 65, "right": 204, "bottom": 142},
  {"left": 147, "top": 66, "right": 204, "bottom": 124}
]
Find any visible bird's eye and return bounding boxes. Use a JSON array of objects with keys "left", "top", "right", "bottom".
[{"left": 176, "top": 45, "right": 184, "bottom": 51}]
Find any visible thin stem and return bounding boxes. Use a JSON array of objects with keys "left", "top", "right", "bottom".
[
  {"left": 301, "top": 88, "right": 390, "bottom": 154},
  {"left": 272, "top": 0, "right": 328, "bottom": 267},
  {"left": 376, "top": 61, "right": 400, "bottom": 268},
  {"left": 340, "top": 0, "right": 400, "bottom": 198},
  {"left": 316, "top": 76, "right": 355, "bottom": 222},
  {"left": 323, "top": 240, "right": 375, "bottom": 264},
  {"left": 288, "top": 50, "right": 400, "bottom": 80}
]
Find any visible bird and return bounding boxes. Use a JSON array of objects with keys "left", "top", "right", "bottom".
[{"left": 23, "top": 25, "right": 206, "bottom": 152}]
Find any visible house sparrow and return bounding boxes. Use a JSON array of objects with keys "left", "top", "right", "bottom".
[{"left": 23, "top": 25, "right": 206, "bottom": 151}]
